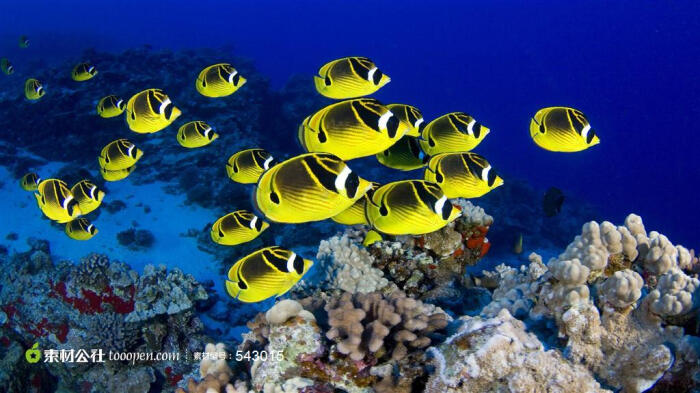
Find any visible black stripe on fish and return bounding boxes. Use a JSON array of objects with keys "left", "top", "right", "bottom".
[
  {"left": 349, "top": 57, "right": 370, "bottom": 80},
  {"left": 262, "top": 248, "right": 290, "bottom": 273},
  {"left": 351, "top": 101, "right": 382, "bottom": 132},
  {"left": 302, "top": 156, "right": 337, "bottom": 193}
]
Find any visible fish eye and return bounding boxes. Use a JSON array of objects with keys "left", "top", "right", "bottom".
[
  {"left": 254, "top": 218, "right": 263, "bottom": 231},
  {"left": 386, "top": 116, "right": 399, "bottom": 138},
  {"left": 68, "top": 199, "right": 79, "bottom": 215},
  {"left": 345, "top": 172, "right": 360, "bottom": 198},
  {"left": 324, "top": 75, "right": 331, "bottom": 86},
  {"left": 270, "top": 191, "right": 280, "bottom": 204},
  {"left": 372, "top": 69, "right": 383, "bottom": 85},
  {"left": 586, "top": 129, "right": 596, "bottom": 144},
  {"left": 473, "top": 122, "right": 482, "bottom": 138},
  {"left": 441, "top": 202, "right": 451, "bottom": 220},
  {"left": 293, "top": 255, "right": 304, "bottom": 274},
  {"left": 232, "top": 73, "right": 241, "bottom": 86},
  {"left": 118, "top": 101, "right": 125, "bottom": 110},
  {"left": 487, "top": 169, "right": 498, "bottom": 187},
  {"left": 163, "top": 103, "right": 174, "bottom": 119},
  {"left": 379, "top": 203, "right": 388, "bottom": 216}
]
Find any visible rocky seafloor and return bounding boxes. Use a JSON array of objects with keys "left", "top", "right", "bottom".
[{"left": 1, "top": 47, "right": 698, "bottom": 392}]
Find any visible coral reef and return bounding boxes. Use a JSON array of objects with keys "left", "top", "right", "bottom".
[
  {"left": 478, "top": 214, "right": 700, "bottom": 392},
  {"left": 426, "top": 309, "right": 610, "bottom": 392},
  {"left": 0, "top": 239, "right": 210, "bottom": 393},
  {"left": 176, "top": 343, "right": 235, "bottom": 393},
  {"left": 236, "top": 293, "right": 448, "bottom": 392}
]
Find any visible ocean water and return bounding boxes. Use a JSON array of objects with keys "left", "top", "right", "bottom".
[{"left": 0, "top": 1, "right": 699, "bottom": 392}]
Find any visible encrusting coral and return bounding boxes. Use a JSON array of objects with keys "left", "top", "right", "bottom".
[{"left": 477, "top": 214, "right": 700, "bottom": 393}]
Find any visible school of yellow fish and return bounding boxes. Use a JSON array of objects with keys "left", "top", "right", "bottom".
[{"left": 7, "top": 38, "right": 600, "bottom": 303}]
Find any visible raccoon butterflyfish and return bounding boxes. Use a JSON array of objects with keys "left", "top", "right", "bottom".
[
  {"left": 99, "top": 139, "right": 143, "bottom": 170},
  {"left": 225, "top": 246, "right": 313, "bottom": 303},
  {"left": 314, "top": 56, "right": 390, "bottom": 99},
  {"left": 97, "top": 95, "right": 126, "bottom": 118},
  {"left": 100, "top": 165, "right": 135, "bottom": 182},
  {"left": 331, "top": 182, "right": 380, "bottom": 225},
  {"left": 298, "top": 98, "right": 409, "bottom": 160},
  {"left": 20, "top": 172, "right": 41, "bottom": 191},
  {"left": 424, "top": 152, "right": 503, "bottom": 198},
  {"left": 226, "top": 148, "right": 275, "bottom": 184},
  {"left": 34, "top": 179, "right": 82, "bottom": 223},
  {"left": 1, "top": 58, "right": 14, "bottom": 75},
  {"left": 419, "top": 112, "right": 489, "bottom": 156},
  {"left": 362, "top": 229, "right": 383, "bottom": 247},
  {"left": 376, "top": 135, "right": 429, "bottom": 171},
  {"left": 24, "top": 78, "right": 44, "bottom": 100},
  {"left": 71, "top": 62, "right": 97, "bottom": 81},
  {"left": 386, "top": 104, "right": 424, "bottom": 137},
  {"left": 530, "top": 107, "right": 599, "bottom": 152},
  {"left": 65, "top": 218, "right": 98, "bottom": 241},
  {"left": 177, "top": 121, "right": 218, "bottom": 148},
  {"left": 543, "top": 186, "right": 565, "bottom": 217},
  {"left": 255, "top": 153, "right": 373, "bottom": 223},
  {"left": 196, "top": 63, "right": 246, "bottom": 97},
  {"left": 210, "top": 210, "right": 269, "bottom": 246},
  {"left": 70, "top": 180, "right": 105, "bottom": 215},
  {"left": 18, "top": 36, "right": 29, "bottom": 48},
  {"left": 365, "top": 180, "right": 461, "bottom": 236},
  {"left": 125, "top": 88, "right": 181, "bottom": 133}
]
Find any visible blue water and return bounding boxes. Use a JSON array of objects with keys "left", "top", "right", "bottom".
[{"left": 1, "top": 0, "right": 699, "bottom": 246}]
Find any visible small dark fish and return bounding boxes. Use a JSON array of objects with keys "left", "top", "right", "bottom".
[{"left": 543, "top": 187, "right": 564, "bottom": 217}]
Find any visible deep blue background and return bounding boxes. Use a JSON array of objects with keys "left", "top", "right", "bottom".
[{"left": 1, "top": 0, "right": 698, "bottom": 246}]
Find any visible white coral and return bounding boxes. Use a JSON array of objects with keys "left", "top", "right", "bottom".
[
  {"left": 648, "top": 268, "right": 699, "bottom": 317},
  {"left": 597, "top": 269, "right": 643, "bottom": 309},
  {"left": 641, "top": 232, "right": 679, "bottom": 275},
  {"left": 315, "top": 234, "right": 388, "bottom": 293}
]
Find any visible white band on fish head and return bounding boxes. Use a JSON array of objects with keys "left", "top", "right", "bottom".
[
  {"left": 286, "top": 252, "right": 297, "bottom": 273},
  {"left": 62, "top": 195, "right": 74, "bottom": 210},
  {"left": 228, "top": 70, "right": 238, "bottom": 84},
  {"left": 116, "top": 99, "right": 124, "bottom": 108},
  {"left": 378, "top": 111, "right": 394, "bottom": 131},
  {"left": 127, "top": 144, "right": 135, "bottom": 158},
  {"left": 87, "top": 224, "right": 95, "bottom": 233},
  {"left": 581, "top": 124, "right": 591, "bottom": 141},
  {"left": 249, "top": 216, "right": 258, "bottom": 230},
  {"left": 414, "top": 118, "right": 424, "bottom": 130},
  {"left": 263, "top": 156, "right": 274, "bottom": 170},
  {"left": 88, "top": 66, "right": 95, "bottom": 74},
  {"left": 335, "top": 165, "right": 352, "bottom": 194},
  {"left": 89, "top": 185, "right": 97, "bottom": 200},
  {"left": 434, "top": 195, "right": 447, "bottom": 215},
  {"left": 466, "top": 119, "right": 476, "bottom": 137},
  {"left": 159, "top": 97, "right": 171, "bottom": 115},
  {"left": 203, "top": 126, "right": 212, "bottom": 139},
  {"left": 481, "top": 165, "right": 492, "bottom": 182},
  {"left": 367, "top": 67, "right": 378, "bottom": 82}
]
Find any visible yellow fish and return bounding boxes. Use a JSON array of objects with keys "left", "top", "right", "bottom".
[
  {"left": 530, "top": 107, "right": 599, "bottom": 152},
  {"left": 97, "top": 95, "right": 126, "bottom": 118},
  {"left": 424, "top": 152, "right": 503, "bottom": 198},
  {"left": 100, "top": 165, "right": 135, "bottom": 182},
  {"left": 1, "top": 58, "right": 14, "bottom": 75},
  {"left": 226, "top": 148, "right": 275, "bottom": 184},
  {"left": 24, "top": 78, "right": 45, "bottom": 100},
  {"left": 330, "top": 182, "right": 380, "bottom": 225},
  {"left": 196, "top": 63, "right": 246, "bottom": 97},
  {"left": 71, "top": 62, "right": 97, "bottom": 81},
  {"left": 420, "top": 112, "right": 489, "bottom": 156},
  {"left": 210, "top": 210, "right": 270, "bottom": 246},
  {"left": 125, "top": 88, "right": 181, "bottom": 133},
  {"left": 65, "top": 218, "right": 98, "bottom": 241},
  {"left": 19, "top": 36, "right": 29, "bottom": 48},
  {"left": 35, "top": 179, "right": 82, "bottom": 223},
  {"left": 365, "top": 180, "right": 461, "bottom": 235},
  {"left": 376, "top": 135, "right": 429, "bottom": 171},
  {"left": 298, "top": 98, "right": 409, "bottom": 160},
  {"left": 314, "top": 56, "right": 390, "bottom": 99},
  {"left": 20, "top": 172, "right": 41, "bottom": 191},
  {"left": 99, "top": 139, "right": 143, "bottom": 170},
  {"left": 70, "top": 180, "right": 105, "bottom": 215},
  {"left": 177, "top": 121, "right": 218, "bottom": 148},
  {"left": 255, "top": 153, "right": 372, "bottom": 223},
  {"left": 362, "top": 229, "right": 383, "bottom": 247},
  {"left": 387, "top": 104, "right": 424, "bottom": 137},
  {"left": 225, "top": 246, "right": 313, "bottom": 303}
]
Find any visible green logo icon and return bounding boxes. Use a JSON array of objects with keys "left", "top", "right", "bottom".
[{"left": 25, "top": 342, "right": 41, "bottom": 363}]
